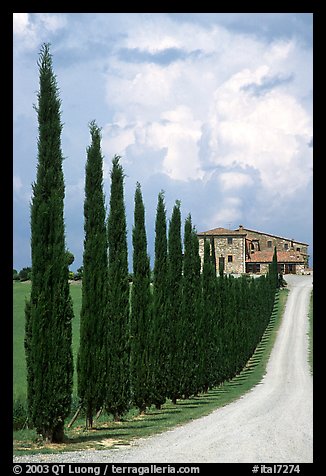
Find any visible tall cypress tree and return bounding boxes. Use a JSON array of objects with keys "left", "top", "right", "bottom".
[
  {"left": 24, "top": 43, "right": 73, "bottom": 442},
  {"left": 166, "top": 201, "right": 183, "bottom": 404},
  {"left": 191, "top": 225, "right": 202, "bottom": 395},
  {"left": 77, "top": 121, "right": 108, "bottom": 428},
  {"left": 151, "top": 191, "right": 168, "bottom": 409},
  {"left": 106, "top": 156, "right": 131, "bottom": 420},
  {"left": 201, "top": 239, "right": 218, "bottom": 392},
  {"left": 180, "top": 214, "right": 201, "bottom": 398},
  {"left": 130, "top": 183, "right": 152, "bottom": 413}
]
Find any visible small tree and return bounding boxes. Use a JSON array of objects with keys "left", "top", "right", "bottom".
[
  {"left": 19, "top": 267, "right": 32, "bottom": 282},
  {"left": 65, "top": 250, "right": 74, "bottom": 267},
  {"left": 74, "top": 266, "right": 83, "bottom": 280}
]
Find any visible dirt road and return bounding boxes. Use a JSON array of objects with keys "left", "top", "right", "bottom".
[{"left": 14, "top": 274, "right": 313, "bottom": 463}]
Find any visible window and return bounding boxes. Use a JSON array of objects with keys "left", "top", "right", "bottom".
[
  {"left": 246, "top": 263, "right": 260, "bottom": 274},
  {"left": 227, "top": 237, "right": 233, "bottom": 244},
  {"left": 284, "top": 243, "right": 289, "bottom": 250},
  {"left": 267, "top": 240, "right": 272, "bottom": 248},
  {"left": 228, "top": 255, "right": 233, "bottom": 263},
  {"left": 296, "top": 247, "right": 301, "bottom": 252}
]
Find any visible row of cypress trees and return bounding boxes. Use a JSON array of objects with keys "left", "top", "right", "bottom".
[
  {"left": 78, "top": 129, "right": 279, "bottom": 418},
  {"left": 24, "top": 43, "right": 278, "bottom": 443}
]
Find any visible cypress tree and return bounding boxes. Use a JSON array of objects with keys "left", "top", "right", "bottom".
[
  {"left": 180, "top": 214, "right": 201, "bottom": 398},
  {"left": 130, "top": 183, "right": 152, "bottom": 413},
  {"left": 24, "top": 43, "right": 73, "bottom": 442},
  {"left": 106, "top": 156, "right": 131, "bottom": 420},
  {"left": 201, "top": 239, "right": 218, "bottom": 392},
  {"left": 191, "top": 225, "right": 202, "bottom": 395},
  {"left": 166, "top": 201, "right": 183, "bottom": 404},
  {"left": 151, "top": 191, "right": 168, "bottom": 409},
  {"left": 77, "top": 121, "right": 108, "bottom": 428},
  {"left": 270, "top": 246, "right": 279, "bottom": 289}
]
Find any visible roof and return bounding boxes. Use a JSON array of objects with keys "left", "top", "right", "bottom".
[
  {"left": 246, "top": 250, "right": 305, "bottom": 263},
  {"left": 235, "top": 226, "right": 308, "bottom": 246},
  {"left": 197, "top": 227, "right": 246, "bottom": 236}
]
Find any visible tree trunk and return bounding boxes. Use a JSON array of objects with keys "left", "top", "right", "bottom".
[
  {"left": 52, "top": 423, "right": 65, "bottom": 443},
  {"left": 138, "top": 404, "right": 146, "bottom": 415},
  {"left": 114, "top": 412, "right": 121, "bottom": 422},
  {"left": 155, "top": 403, "right": 162, "bottom": 410},
  {"left": 42, "top": 422, "right": 65, "bottom": 443},
  {"left": 172, "top": 396, "right": 177, "bottom": 405},
  {"left": 86, "top": 413, "right": 93, "bottom": 429}
]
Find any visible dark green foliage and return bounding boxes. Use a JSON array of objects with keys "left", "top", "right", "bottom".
[
  {"left": 24, "top": 43, "right": 73, "bottom": 442},
  {"left": 166, "top": 201, "right": 183, "bottom": 403},
  {"left": 77, "top": 121, "right": 108, "bottom": 428},
  {"left": 151, "top": 192, "right": 169, "bottom": 408},
  {"left": 213, "top": 271, "right": 277, "bottom": 385},
  {"left": 24, "top": 298, "right": 32, "bottom": 419},
  {"left": 130, "top": 183, "right": 152, "bottom": 413},
  {"left": 18, "top": 267, "right": 32, "bottom": 281},
  {"left": 74, "top": 266, "right": 83, "bottom": 280},
  {"left": 269, "top": 246, "right": 279, "bottom": 289},
  {"left": 65, "top": 250, "right": 75, "bottom": 267},
  {"left": 201, "top": 239, "right": 219, "bottom": 391},
  {"left": 180, "top": 215, "right": 202, "bottom": 398},
  {"left": 106, "top": 156, "right": 131, "bottom": 420}
]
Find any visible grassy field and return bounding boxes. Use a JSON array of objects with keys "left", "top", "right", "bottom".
[{"left": 13, "top": 282, "right": 288, "bottom": 455}]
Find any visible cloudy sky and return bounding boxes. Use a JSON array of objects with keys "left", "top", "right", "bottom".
[{"left": 13, "top": 13, "right": 313, "bottom": 271}]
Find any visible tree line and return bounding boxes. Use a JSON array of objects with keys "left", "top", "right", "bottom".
[{"left": 24, "top": 44, "right": 279, "bottom": 443}]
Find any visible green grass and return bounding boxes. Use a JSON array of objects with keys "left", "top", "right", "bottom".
[
  {"left": 308, "top": 290, "right": 313, "bottom": 374},
  {"left": 13, "top": 285, "right": 288, "bottom": 455}
]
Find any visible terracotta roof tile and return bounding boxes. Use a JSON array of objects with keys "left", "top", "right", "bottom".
[
  {"left": 246, "top": 250, "right": 305, "bottom": 263},
  {"left": 198, "top": 227, "right": 246, "bottom": 236}
]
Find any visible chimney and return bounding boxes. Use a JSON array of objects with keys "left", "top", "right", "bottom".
[{"left": 239, "top": 224, "right": 243, "bottom": 231}]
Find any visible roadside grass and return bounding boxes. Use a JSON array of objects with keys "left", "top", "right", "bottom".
[
  {"left": 308, "top": 290, "right": 313, "bottom": 374},
  {"left": 13, "top": 285, "right": 288, "bottom": 456}
]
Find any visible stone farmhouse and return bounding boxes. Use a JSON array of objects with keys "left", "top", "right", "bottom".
[{"left": 197, "top": 225, "right": 309, "bottom": 275}]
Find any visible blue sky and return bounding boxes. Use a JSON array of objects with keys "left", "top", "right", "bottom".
[{"left": 13, "top": 13, "right": 313, "bottom": 271}]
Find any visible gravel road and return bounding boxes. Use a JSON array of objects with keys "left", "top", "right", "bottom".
[{"left": 14, "top": 274, "right": 313, "bottom": 463}]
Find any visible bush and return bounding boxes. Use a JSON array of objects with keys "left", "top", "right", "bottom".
[
  {"left": 74, "top": 266, "right": 83, "bottom": 280},
  {"left": 18, "top": 267, "right": 32, "bottom": 282}
]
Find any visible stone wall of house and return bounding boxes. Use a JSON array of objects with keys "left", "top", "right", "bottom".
[{"left": 198, "top": 235, "right": 245, "bottom": 274}]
